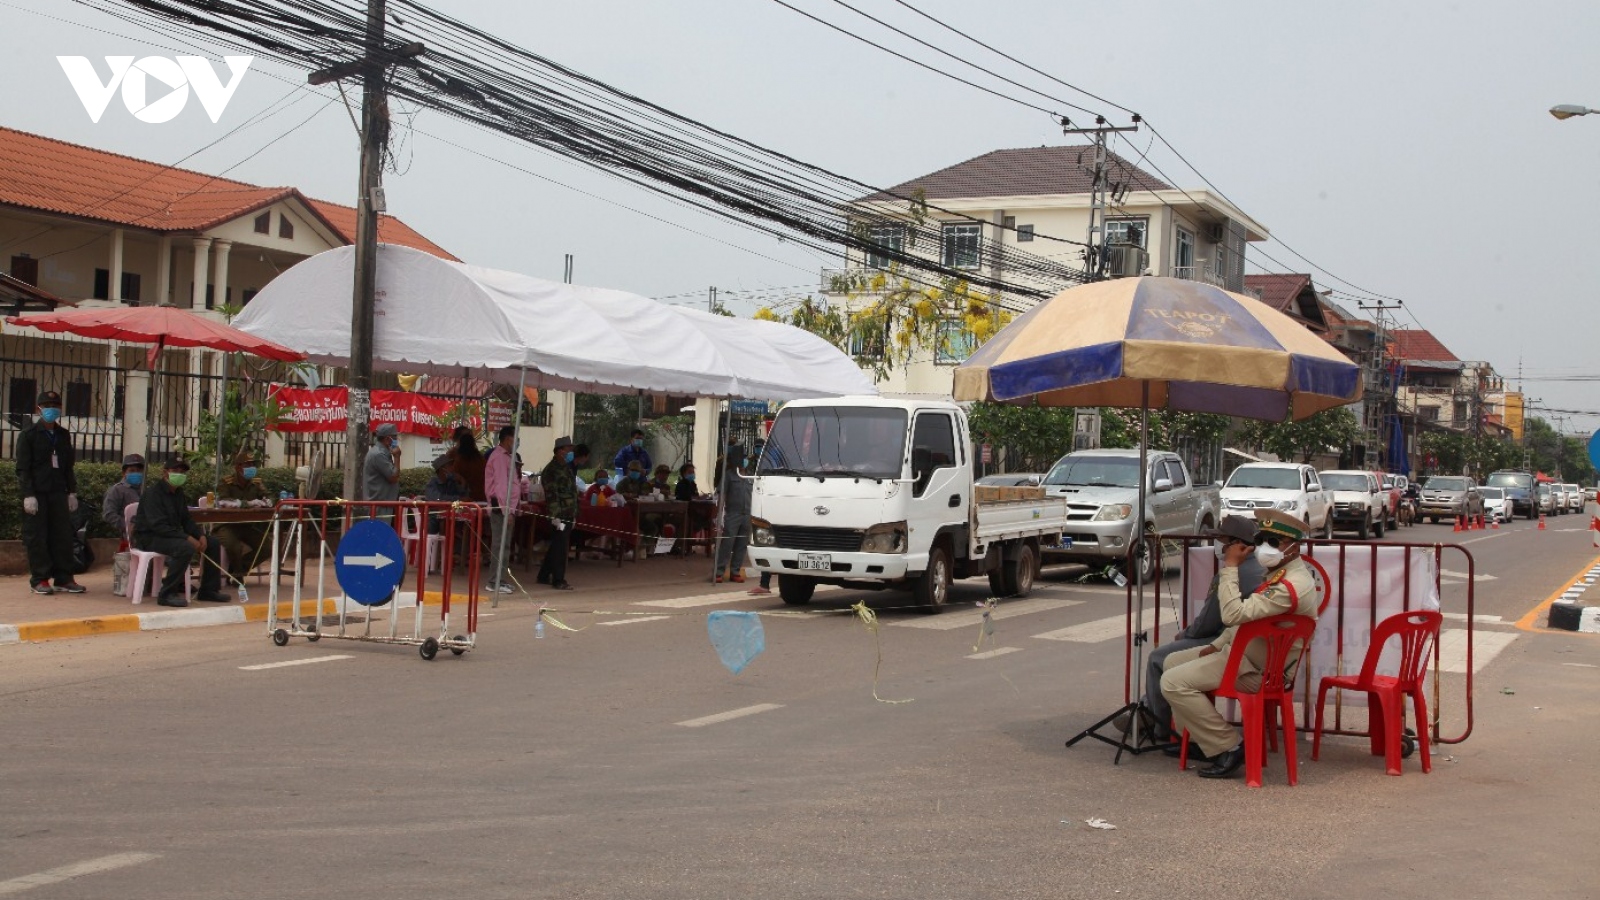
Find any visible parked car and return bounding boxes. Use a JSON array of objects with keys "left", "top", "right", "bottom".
[
  {"left": 1418, "top": 475, "right": 1483, "bottom": 524},
  {"left": 1377, "top": 473, "right": 1406, "bottom": 530},
  {"left": 1562, "top": 483, "right": 1583, "bottom": 513},
  {"left": 1484, "top": 470, "right": 1539, "bottom": 520},
  {"left": 1318, "top": 470, "right": 1387, "bottom": 539},
  {"left": 1478, "top": 486, "right": 1514, "bottom": 523},
  {"left": 1536, "top": 483, "right": 1557, "bottom": 516},
  {"left": 1587, "top": 486, "right": 1598, "bottom": 503},
  {"left": 975, "top": 473, "right": 1043, "bottom": 488},
  {"left": 1220, "top": 462, "right": 1333, "bottom": 539}
]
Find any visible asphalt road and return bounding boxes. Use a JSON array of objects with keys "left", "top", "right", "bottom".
[{"left": 1, "top": 511, "right": 1596, "bottom": 899}]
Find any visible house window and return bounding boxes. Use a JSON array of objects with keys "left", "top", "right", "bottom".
[
  {"left": 1016, "top": 224, "right": 1034, "bottom": 242},
  {"left": 205, "top": 284, "right": 215, "bottom": 310},
  {"left": 864, "top": 224, "right": 904, "bottom": 269},
  {"left": 278, "top": 215, "right": 295, "bottom": 240},
  {"left": 1175, "top": 228, "right": 1195, "bottom": 270},
  {"left": 935, "top": 319, "right": 976, "bottom": 365},
  {"left": 93, "top": 269, "right": 109, "bottom": 300},
  {"left": 1212, "top": 244, "right": 1227, "bottom": 278},
  {"left": 254, "top": 212, "right": 271, "bottom": 234},
  {"left": 241, "top": 288, "right": 258, "bottom": 306},
  {"left": 1105, "top": 217, "right": 1148, "bottom": 247},
  {"left": 113, "top": 384, "right": 125, "bottom": 419},
  {"left": 941, "top": 223, "right": 982, "bottom": 270},
  {"left": 9, "top": 254, "right": 38, "bottom": 286},
  {"left": 64, "top": 381, "right": 91, "bottom": 418},
  {"left": 93, "top": 270, "right": 141, "bottom": 302},
  {"left": 520, "top": 402, "right": 553, "bottom": 428},
  {"left": 850, "top": 326, "right": 885, "bottom": 360},
  {"left": 121, "top": 272, "right": 141, "bottom": 304},
  {"left": 7, "top": 377, "right": 37, "bottom": 429},
  {"left": 1419, "top": 406, "right": 1440, "bottom": 422}
]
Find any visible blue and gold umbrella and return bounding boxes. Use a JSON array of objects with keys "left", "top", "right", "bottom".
[{"left": 953, "top": 277, "right": 1360, "bottom": 421}]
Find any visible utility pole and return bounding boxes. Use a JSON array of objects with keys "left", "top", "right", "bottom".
[
  {"left": 1360, "top": 299, "right": 1403, "bottom": 470},
  {"left": 1062, "top": 115, "right": 1140, "bottom": 281},
  {"left": 708, "top": 285, "right": 718, "bottom": 314},
  {"left": 309, "top": 0, "right": 423, "bottom": 499}
]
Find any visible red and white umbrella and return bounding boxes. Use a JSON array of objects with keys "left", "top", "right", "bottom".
[{"left": 5, "top": 305, "right": 306, "bottom": 364}]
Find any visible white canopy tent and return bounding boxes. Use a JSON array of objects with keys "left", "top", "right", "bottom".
[{"left": 232, "top": 244, "right": 876, "bottom": 401}]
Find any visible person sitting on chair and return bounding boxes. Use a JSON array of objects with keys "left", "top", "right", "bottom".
[
  {"left": 1159, "top": 508, "right": 1323, "bottom": 779},
  {"left": 215, "top": 449, "right": 270, "bottom": 585},
  {"left": 131, "top": 456, "right": 229, "bottom": 607},
  {"left": 424, "top": 451, "right": 470, "bottom": 534}
]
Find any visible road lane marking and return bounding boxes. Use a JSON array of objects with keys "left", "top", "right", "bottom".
[
  {"left": 891, "top": 597, "right": 1082, "bottom": 631},
  {"left": 597, "top": 616, "right": 669, "bottom": 626},
  {"left": 638, "top": 586, "right": 836, "bottom": 608},
  {"left": 1563, "top": 662, "right": 1599, "bottom": 669},
  {"left": 1438, "top": 568, "right": 1497, "bottom": 582},
  {"left": 1032, "top": 611, "right": 1178, "bottom": 643},
  {"left": 675, "top": 703, "right": 784, "bottom": 728},
  {"left": 967, "top": 646, "right": 1023, "bottom": 660},
  {"left": 0, "top": 852, "right": 159, "bottom": 895},
  {"left": 1437, "top": 629, "right": 1517, "bottom": 674},
  {"left": 1516, "top": 556, "right": 1600, "bottom": 632},
  {"left": 239, "top": 655, "right": 353, "bottom": 671}
]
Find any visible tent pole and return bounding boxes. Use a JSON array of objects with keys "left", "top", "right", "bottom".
[
  {"left": 213, "top": 350, "right": 229, "bottom": 490},
  {"left": 711, "top": 396, "right": 734, "bottom": 582},
  {"left": 492, "top": 365, "right": 529, "bottom": 599}
]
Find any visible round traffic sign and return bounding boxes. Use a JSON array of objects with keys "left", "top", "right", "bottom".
[
  {"left": 1589, "top": 430, "right": 1600, "bottom": 471},
  {"left": 335, "top": 520, "right": 406, "bottom": 606}
]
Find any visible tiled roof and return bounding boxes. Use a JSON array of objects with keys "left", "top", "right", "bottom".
[
  {"left": 0, "top": 272, "right": 70, "bottom": 309},
  {"left": 864, "top": 144, "right": 1173, "bottom": 202},
  {"left": 0, "top": 126, "right": 454, "bottom": 260},
  {"left": 1389, "top": 328, "right": 1459, "bottom": 363},
  {"left": 1242, "top": 274, "right": 1310, "bottom": 314}
]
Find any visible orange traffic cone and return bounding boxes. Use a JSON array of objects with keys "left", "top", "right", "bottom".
[
  {"left": 1538, "top": 513, "right": 1547, "bottom": 530},
  {"left": 1454, "top": 516, "right": 1463, "bottom": 533},
  {"left": 1491, "top": 514, "right": 1500, "bottom": 530},
  {"left": 1477, "top": 513, "right": 1486, "bottom": 530}
]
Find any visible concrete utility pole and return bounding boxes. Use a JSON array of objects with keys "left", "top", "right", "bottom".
[
  {"left": 310, "top": 0, "right": 422, "bottom": 499},
  {"left": 1062, "top": 115, "right": 1140, "bottom": 281}
]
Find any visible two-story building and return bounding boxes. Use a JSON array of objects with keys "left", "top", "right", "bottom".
[{"left": 821, "top": 144, "right": 1272, "bottom": 394}]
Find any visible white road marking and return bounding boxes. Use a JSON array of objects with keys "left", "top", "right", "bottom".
[
  {"left": 239, "top": 655, "right": 353, "bottom": 671},
  {"left": 0, "top": 852, "right": 159, "bottom": 895},
  {"left": 1440, "top": 612, "right": 1506, "bottom": 625},
  {"left": 891, "top": 597, "right": 1083, "bottom": 631},
  {"left": 638, "top": 585, "right": 835, "bottom": 609},
  {"left": 597, "top": 615, "right": 670, "bottom": 627},
  {"left": 1563, "top": 662, "right": 1599, "bottom": 669},
  {"left": 967, "top": 646, "right": 1023, "bottom": 660},
  {"left": 1438, "top": 568, "right": 1498, "bottom": 582},
  {"left": 1032, "top": 611, "right": 1179, "bottom": 644},
  {"left": 675, "top": 703, "right": 784, "bottom": 728},
  {"left": 1436, "top": 629, "right": 1517, "bottom": 675}
]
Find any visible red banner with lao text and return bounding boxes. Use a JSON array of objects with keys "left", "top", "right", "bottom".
[{"left": 268, "top": 384, "right": 508, "bottom": 438}]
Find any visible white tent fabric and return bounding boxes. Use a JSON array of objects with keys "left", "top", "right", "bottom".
[{"left": 232, "top": 244, "right": 876, "bottom": 401}]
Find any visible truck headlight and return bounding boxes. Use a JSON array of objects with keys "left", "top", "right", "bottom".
[
  {"left": 1275, "top": 500, "right": 1297, "bottom": 511},
  {"left": 861, "top": 521, "right": 907, "bottom": 553},
  {"left": 1092, "top": 504, "right": 1133, "bottom": 522},
  {"left": 751, "top": 517, "right": 775, "bottom": 547}
]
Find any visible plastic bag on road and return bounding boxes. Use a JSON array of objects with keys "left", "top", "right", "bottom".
[{"left": 707, "top": 610, "right": 765, "bottom": 675}]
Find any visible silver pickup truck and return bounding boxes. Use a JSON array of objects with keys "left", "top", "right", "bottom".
[{"left": 1040, "top": 449, "right": 1220, "bottom": 582}]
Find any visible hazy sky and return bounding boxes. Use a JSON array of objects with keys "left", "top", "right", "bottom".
[{"left": 7, "top": 1, "right": 1600, "bottom": 433}]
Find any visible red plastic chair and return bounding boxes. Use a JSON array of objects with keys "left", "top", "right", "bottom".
[
  {"left": 1179, "top": 613, "right": 1318, "bottom": 788},
  {"left": 1312, "top": 609, "right": 1441, "bottom": 776}
]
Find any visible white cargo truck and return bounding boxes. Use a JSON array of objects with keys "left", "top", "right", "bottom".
[{"left": 747, "top": 397, "right": 1070, "bottom": 610}]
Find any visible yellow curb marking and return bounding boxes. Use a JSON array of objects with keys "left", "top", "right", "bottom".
[
  {"left": 17, "top": 616, "right": 141, "bottom": 642},
  {"left": 1516, "top": 553, "right": 1600, "bottom": 635}
]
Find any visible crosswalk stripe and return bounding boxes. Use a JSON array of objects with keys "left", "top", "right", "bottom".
[
  {"left": 239, "top": 655, "right": 353, "bottom": 671},
  {"left": 1031, "top": 610, "right": 1179, "bottom": 643},
  {"left": 1437, "top": 628, "right": 1517, "bottom": 675},
  {"left": 637, "top": 586, "right": 836, "bottom": 608},
  {"left": 597, "top": 616, "right": 670, "bottom": 627},
  {"left": 967, "top": 646, "right": 1023, "bottom": 660},
  {"left": 890, "top": 597, "right": 1082, "bottom": 631},
  {"left": 1439, "top": 569, "right": 1498, "bottom": 582}
]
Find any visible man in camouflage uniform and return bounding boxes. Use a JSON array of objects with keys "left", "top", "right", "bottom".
[
  {"left": 537, "top": 436, "right": 576, "bottom": 591},
  {"left": 215, "top": 449, "right": 270, "bottom": 585},
  {"left": 1159, "top": 508, "right": 1323, "bottom": 779}
]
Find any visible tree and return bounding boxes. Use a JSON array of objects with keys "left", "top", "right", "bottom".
[
  {"left": 193, "top": 384, "right": 281, "bottom": 466},
  {"left": 1237, "top": 407, "right": 1360, "bottom": 464}
]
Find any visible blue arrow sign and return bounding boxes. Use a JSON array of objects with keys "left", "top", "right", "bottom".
[
  {"left": 1590, "top": 430, "right": 1600, "bottom": 472},
  {"left": 335, "top": 520, "right": 406, "bottom": 606}
]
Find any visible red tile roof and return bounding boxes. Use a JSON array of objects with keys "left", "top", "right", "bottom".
[
  {"left": 1241, "top": 273, "right": 1327, "bottom": 333},
  {"left": 1389, "top": 329, "right": 1459, "bottom": 363},
  {"left": 0, "top": 126, "right": 454, "bottom": 260},
  {"left": 865, "top": 144, "right": 1172, "bottom": 201}
]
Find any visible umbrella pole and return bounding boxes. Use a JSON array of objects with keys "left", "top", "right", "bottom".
[
  {"left": 214, "top": 350, "right": 229, "bottom": 490},
  {"left": 1132, "top": 381, "right": 1150, "bottom": 747}
]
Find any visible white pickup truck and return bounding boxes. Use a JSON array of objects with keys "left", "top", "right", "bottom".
[
  {"left": 747, "top": 396, "right": 1070, "bottom": 610},
  {"left": 1219, "top": 461, "right": 1334, "bottom": 539}
]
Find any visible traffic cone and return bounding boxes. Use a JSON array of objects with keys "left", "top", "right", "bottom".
[
  {"left": 1538, "top": 513, "right": 1547, "bottom": 531},
  {"left": 1491, "top": 514, "right": 1500, "bottom": 530},
  {"left": 1477, "top": 513, "right": 1486, "bottom": 530},
  {"left": 1454, "top": 516, "right": 1463, "bottom": 533}
]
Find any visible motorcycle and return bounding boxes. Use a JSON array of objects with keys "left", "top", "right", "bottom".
[{"left": 1398, "top": 494, "right": 1420, "bottom": 527}]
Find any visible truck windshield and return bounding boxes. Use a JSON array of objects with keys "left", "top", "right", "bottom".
[
  {"left": 1043, "top": 456, "right": 1141, "bottom": 488},
  {"left": 1425, "top": 477, "right": 1469, "bottom": 491},
  {"left": 1225, "top": 467, "right": 1301, "bottom": 490},
  {"left": 1486, "top": 473, "right": 1532, "bottom": 489},
  {"left": 1320, "top": 474, "right": 1370, "bottom": 491},
  {"left": 759, "top": 406, "right": 909, "bottom": 480}
]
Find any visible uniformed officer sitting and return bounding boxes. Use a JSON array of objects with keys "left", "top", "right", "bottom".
[{"left": 1159, "top": 508, "right": 1324, "bottom": 779}]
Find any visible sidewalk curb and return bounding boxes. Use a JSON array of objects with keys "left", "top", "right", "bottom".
[{"left": 0, "top": 591, "right": 470, "bottom": 646}]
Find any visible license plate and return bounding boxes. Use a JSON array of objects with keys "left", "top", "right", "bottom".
[
  {"left": 796, "top": 552, "right": 832, "bottom": 571},
  {"left": 1049, "top": 537, "right": 1072, "bottom": 549}
]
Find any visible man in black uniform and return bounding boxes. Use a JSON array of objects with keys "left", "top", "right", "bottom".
[
  {"left": 15, "top": 390, "right": 84, "bottom": 595},
  {"left": 132, "top": 456, "right": 230, "bottom": 607}
]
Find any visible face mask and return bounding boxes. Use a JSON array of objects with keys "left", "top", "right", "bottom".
[
  {"left": 564, "top": 451, "right": 575, "bottom": 464},
  {"left": 742, "top": 457, "right": 750, "bottom": 469},
  {"left": 242, "top": 467, "right": 258, "bottom": 480},
  {"left": 39, "top": 407, "right": 61, "bottom": 423},
  {"left": 633, "top": 438, "right": 643, "bottom": 448},
  {"left": 126, "top": 471, "right": 144, "bottom": 486},
  {"left": 1213, "top": 542, "right": 1228, "bottom": 561},
  {"left": 1255, "top": 544, "right": 1285, "bottom": 568},
  {"left": 168, "top": 472, "right": 189, "bottom": 488},
  {"left": 631, "top": 471, "right": 642, "bottom": 480},
  {"left": 684, "top": 474, "right": 695, "bottom": 482},
  {"left": 596, "top": 478, "right": 610, "bottom": 488}
]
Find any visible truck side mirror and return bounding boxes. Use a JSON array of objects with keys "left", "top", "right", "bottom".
[{"left": 1153, "top": 477, "right": 1174, "bottom": 492}]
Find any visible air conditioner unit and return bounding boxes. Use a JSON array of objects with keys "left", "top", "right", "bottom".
[
  {"left": 1201, "top": 222, "right": 1226, "bottom": 244},
  {"left": 1105, "top": 244, "right": 1148, "bottom": 278}
]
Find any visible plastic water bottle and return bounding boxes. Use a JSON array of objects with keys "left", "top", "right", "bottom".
[
  {"left": 237, "top": 584, "right": 249, "bottom": 604},
  {"left": 535, "top": 618, "right": 545, "bottom": 640}
]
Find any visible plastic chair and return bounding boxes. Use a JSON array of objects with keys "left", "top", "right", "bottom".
[
  {"left": 1313, "top": 609, "right": 1442, "bottom": 776},
  {"left": 399, "top": 507, "right": 444, "bottom": 574},
  {"left": 1180, "top": 613, "right": 1318, "bottom": 788},
  {"left": 123, "top": 503, "right": 192, "bottom": 605}
]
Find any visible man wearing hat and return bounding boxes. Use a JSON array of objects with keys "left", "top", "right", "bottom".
[
  {"left": 131, "top": 456, "right": 229, "bottom": 606},
  {"left": 14, "top": 390, "right": 83, "bottom": 594},
  {"left": 363, "top": 423, "right": 402, "bottom": 508},
  {"left": 1121, "top": 516, "right": 1266, "bottom": 745},
  {"left": 1159, "top": 508, "right": 1323, "bottom": 778},
  {"left": 537, "top": 436, "right": 577, "bottom": 590},
  {"left": 102, "top": 453, "right": 146, "bottom": 596},
  {"left": 216, "top": 448, "right": 270, "bottom": 584}
]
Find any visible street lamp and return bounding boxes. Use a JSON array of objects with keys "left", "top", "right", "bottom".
[{"left": 1551, "top": 104, "right": 1599, "bottom": 120}]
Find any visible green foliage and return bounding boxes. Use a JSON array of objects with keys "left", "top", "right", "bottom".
[
  {"left": 1236, "top": 407, "right": 1360, "bottom": 464},
  {"left": 574, "top": 393, "right": 641, "bottom": 466},
  {"left": 966, "top": 402, "right": 1079, "bottom": 472},
  {"left": 192, "top": 385, "right": 282, "bottom": 466}
]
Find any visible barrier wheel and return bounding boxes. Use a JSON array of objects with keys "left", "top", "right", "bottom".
[
  {"left": 449, "top": 635, "right": 468, "bottom": 656},
  {"left": 419, "top": 637, "right": 439, "bottom": 661},
  {"left": 1400, "top": 728, "right": 1417, "bottom": 759},
  {"left": 272, "top": 628, "right": 289, "bottom": 647},
  {"left": 306, "top": 630, "right": 321, "bottom": 643}
]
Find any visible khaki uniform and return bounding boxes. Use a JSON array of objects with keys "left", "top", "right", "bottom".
[
  {"left": 216, "top": 474, "right": 268, "bottom": 581},
  {"left": 1159, "top": 557, "right": 1322, "bottom": 756}
]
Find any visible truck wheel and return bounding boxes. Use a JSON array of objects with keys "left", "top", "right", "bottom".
[
  {"left": 1122, "top": 526, "right": 1158, "bottom": 585},
  {"left": 1320, "top": 517, "right": 1333, "bottom": 540},
  {"left": 914, "top": 545, "right": 952, "bottom": 611},
  {"left": 988, "top": 569, "right": 1007, "bottom": 597},
  {"left": 1356, "top": 517, "right": 1369, "bottom": 540},
  {"left": 1000, "top": 543, "right": 1037, "bottom": 598},
  {"left": 778, "top": 576, "right": 816, "bottom": 606},
  {"left": 1373, "top": 512, "right": 1385, "bottom": 538}
]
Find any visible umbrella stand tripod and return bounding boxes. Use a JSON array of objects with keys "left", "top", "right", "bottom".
[{"left": 1064, "top": 382, "right": 1166, "bottom": 762}]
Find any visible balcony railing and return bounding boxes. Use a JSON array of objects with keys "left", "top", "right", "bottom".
[{"left": 1171, "top": 265, "right": 1227, "bottom": 288}]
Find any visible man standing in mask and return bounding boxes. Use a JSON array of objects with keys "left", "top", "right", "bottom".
[
  {"left": 537, "top": 436, "right": 577, "bottom": 591},
  {"left": 132, "top": 456, "right": 229, "bottom": 606},
  {"left": 612, "top": 429, "right": 651, "bottom": 482},
  {"left": 1160, "top": 508, "right": 1323, "bottom": 779},
  {"left": 15, "top": 390, "right": 83, "bottom": 595},
  {"left": 363, "top": 423, "right": 401, "bottom": 519}
]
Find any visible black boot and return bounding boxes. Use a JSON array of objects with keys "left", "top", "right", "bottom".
[{"left": 1197, "top": 744, "right": 1246, "bottom": 779}]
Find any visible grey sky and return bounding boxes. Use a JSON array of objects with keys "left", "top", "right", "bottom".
[{"left": 7, "top": 0, "right": 1600, "bottom": 433}]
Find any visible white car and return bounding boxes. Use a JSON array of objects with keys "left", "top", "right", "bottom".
[
  {"left": 1563, "top": 483, "right": 1584, "bottom": 513},
  {"left": 1478, "top": 486, "right": 1514, "bottom": 523},
  {"left": 1220, "top": 462, "right": 1333, "bottom": 539},
  {"left": 1318, "top": 469, "right": 1386, "bottom": 539}
]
